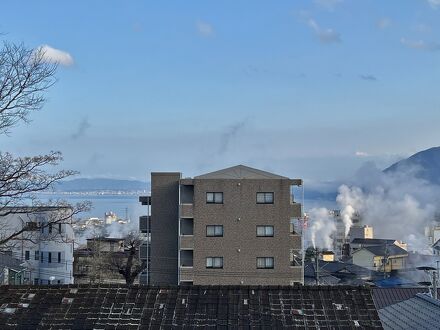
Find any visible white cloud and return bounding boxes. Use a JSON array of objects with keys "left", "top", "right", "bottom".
[
  {"left": 38, "top": 45, "right": 74, "bottom": 66},
  {"left": 427, "top": 0, "right": 440, "bottom": 9},
  {"left": 355, "top": 151, "right": 370, "bottom": 157},
  {"left": 377, "top": 17, "right": 391, "bottom": 29},
  {"left": 307, "top": 19, "right": 341, "bottom": 43},
  {"left": 196, "top": 21, "right": 214, "bottom": 37},
  {"left": 401, "top": 37, "right": 440, "bottom": 52},
  {"left": 314, "top": 0, "right": 343, "bottom": 11}
]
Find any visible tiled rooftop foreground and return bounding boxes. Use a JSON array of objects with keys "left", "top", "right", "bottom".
[{"left": 0, "top": 284, "right": 382, "bottom": 329}]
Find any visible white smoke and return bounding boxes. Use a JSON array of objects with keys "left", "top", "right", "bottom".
[
  {"left": 337, "top": 185, "right": 363, "bottom": 237},
  {"left": 334, "top": 162, "right": 440, "bottom": 252},
  {"left": 308, "top": 207, "right": 336, "bottom": 250}
]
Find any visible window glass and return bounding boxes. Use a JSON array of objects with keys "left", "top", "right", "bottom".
[
  {"left": 257, "top": 226, "right": 273, "bottom": 237},
  {"left": 265, "top": 193, "right": 274, "bottom": 203},
  {"left": 214, "top": 193, "right": 223, "bottom": 203},
  {"left": 25, "top": 251, "right": 30, "bottom": 260},
  {"left": 256, "top": 192, "right": 274, "bottom": 204},
  {"left": 206, "top": 193, "right": 214, "bottom": 203},
  {"left": 266, "top": 257, "right": 274, "bottom": 268},
  {"left": 265, "top": 226, "right": 274, "bottom": 236},
  {"left": 257, "top": 257, "right": 274, "bottom": 269},
  {"left": 206, "top": 226, "right": 215, "bottom": 236},
  {"left": 215, "top": 226, "right": 223, "bottom": 236},
  {"left": 206, "top": 257, "right": 223, "bottom": 268},
  {"left": 207, "top": 192, "right": 223, "bottom": 204}
]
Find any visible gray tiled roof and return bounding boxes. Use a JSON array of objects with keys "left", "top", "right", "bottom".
[
  {"left": 0, "top": 284, "right": 382, "bottom": 329},
  {"left": 372, "top": 287, "right": 439, "bottom": 309},
  {"left": 356, "top": 245, "right": 408, "bottom": 257},
  {"left": 195, "top": 165, "right": 290, "bottom": 179},
  {"left": 378, "top": 293, "right": 440, "bottom": 330},
  {"left": 351, "top": 238, "right": 397, "bottom": 245}
]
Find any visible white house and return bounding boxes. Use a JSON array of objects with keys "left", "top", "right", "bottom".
[{"left": 0, "top": 207, "right": 75, "bottom": 285}]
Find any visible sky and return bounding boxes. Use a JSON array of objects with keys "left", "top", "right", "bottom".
[{"left": 1, "top": 0, "right": 440, "bottom": 184}]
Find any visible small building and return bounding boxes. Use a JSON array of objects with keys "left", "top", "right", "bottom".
[
  {"left": 139, "top": 165, "right": 303, "bottom": 286},
  {"left": 321, "top": 251, "right": 335, "bottom": 262},
  {"left": 352, "top": 245, "right": 408, "bottom": 273},
  {"left": 350, "top": 225, "right": 373, "bottom": 241},
  {"left": 350, "top": 238, "right": 407, "bottom": 255},
  {"left": 73, "top": 237, "right": 139, "bottom": 284},
  {"left": 0, "top": 207, "right": 75, "bottom": 285}
]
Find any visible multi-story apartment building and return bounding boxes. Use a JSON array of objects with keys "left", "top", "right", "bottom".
[
  {"left": 139, "top": 165, "right": 303, "bottom": 285},
  {"left": 0, "top": 207, "right": 75, "bottom": 285}
]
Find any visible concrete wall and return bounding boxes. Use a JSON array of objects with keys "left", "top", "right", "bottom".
[
  {"left": 190, "top": 178, "right": 302, "bottom": 285},
  {"left": 150, "top": 172, "right": 180, "bottom": 285}
]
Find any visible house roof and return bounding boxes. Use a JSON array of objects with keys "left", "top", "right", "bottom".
[
  {"left": 0, "top": 284, "right": 382, "bottom": 329},
  {"left": 372, "top": 287, "right": 440, "bottom": 309},
  {"left": 378, "top": 293, "right": 440, "bottom": 330},
  {"left": 354, "top": 245, "right": 408, "bottom": 257},
  {"left": 351, "top": 238, "right": 397, "bottom": 245},
  {"left": 195, "top": 165, "right": 291, "bottom": 180}
]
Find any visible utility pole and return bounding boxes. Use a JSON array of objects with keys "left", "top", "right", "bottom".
[
  {"left": 383, "top": 243, "right": 389, "bottom": 279},
  {"left": 315, "top": 248, "right": 320, "bottom": 285}
]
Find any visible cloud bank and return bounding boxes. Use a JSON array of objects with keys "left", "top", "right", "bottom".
[{"left": 38, "top": 45, "right": 74, "bottom": 66}]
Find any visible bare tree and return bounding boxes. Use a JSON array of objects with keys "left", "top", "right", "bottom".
[
  {"left": 0, "top": 40, "right": 89, "bottom": 248},
  {"left": 110, "top": 233, "right": 145, "bottom": 285}
]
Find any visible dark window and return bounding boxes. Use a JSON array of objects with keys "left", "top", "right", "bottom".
[
  {"left": 25, "top": 250, "right": 30, "bottom": 260},
  {"left": 48, "top": 223, "right": 52, "bottom": 234},
  {"left": 58, "top": 223, "right": 62, "bottom": 233},
  {"left": 48, "top": 252, "right": 52, "bottom": 263},
  {"left": 35, "top": 250, "right": 39, "bottom": 260},
  {"left": 206, "top": 225, "right": 223, "bottom": 237},
  {"left": 34, "top": 278, "right": 39, "bottom": 285},
  {"left": 257, "top": 257, "right": 274, "bottom": 269},
  {"left": 256, "top": 226, "right": 274, "bottom": 237},
  {"left": 206, "top": 192, "right": 223, "bottom": 204},
  {"left": 256, "top": 192, "right": 274, "bottom": 204},
  {"left": 40, "top": 252, "right": 44, "bottom": 263},
  {"left": 206, "top": 257, "right": 223, "bottom": 268},
  {"left": 58, "top": 252, "right": 62, "bottom": 263}
]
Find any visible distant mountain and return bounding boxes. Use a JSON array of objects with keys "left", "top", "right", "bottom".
[
  {"left": 54, "top": 178, "right": 149, "bottom": 192},
  {"left": 384, "top": 147, "right": 440, "bottom": 185}
]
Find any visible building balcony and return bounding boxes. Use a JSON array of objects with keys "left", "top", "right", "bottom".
[
  {"left": 139, "top": 216, "right": 151, "bottom": 233},
  {"left": 180, "top": 204, "right": 194, "bottom": 218},
  {"left": 180, "top": 235, "right": 194, "bottom": 249},
  {"left": 139, "top": 243, "right": 149, "bottom": 261},
  {"left": 290, "top": 203, "right": 302, "bottom": 218},
  {"left": 139, "top": 196, "right": 151, "bottom": 205},
  {"left": 180, "top": 267, "right": 194, "bottom": 282},
  {"left": 180, "top": 250, "right": 193, "bottom": 267}
]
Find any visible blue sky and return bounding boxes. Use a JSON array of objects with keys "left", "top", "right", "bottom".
[{"left": 1, "top": 0, "right": 440, "bottom": 183}]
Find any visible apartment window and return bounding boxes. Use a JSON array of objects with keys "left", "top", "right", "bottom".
[
  {"left": 257, "top": 257, "right": 274, "bottom": 269},
  {"left": 48, "top": 252, "right": 52, "bottom": 263},
  {"left": 206, "top": 192, "right": 223, "bottom": 204},
  {"left": 58, "top": 223, "right": 62, "bottom": 233},
  {"left": 40, "top": 252, "right": 44, "bottom": 263},
  {"left": 35, "top": 250, "right": 39, "bottom": 261},
  {"left": 58, "top": 252, "right": 62, "bottom": 263},
  {"left": 256, "top": 226, "right": 274, "bottom": 237},
  {"left": 25, "top": 250, "right": 30, "bottom": 260},
  {"left": 206, "top": 257, "right": 223, "bottom": 269},
  {"left": 256, "top": 192, "right": 274, "bottom": 204},
  {"left": 48, "top": 223, "right": 52, "bottom": 234},
  {"left": 206, "top": 225, "right": 223, "bottom": 237},
  {"left": 34, "top": 278, "right": 39, "bottom": 285}
]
